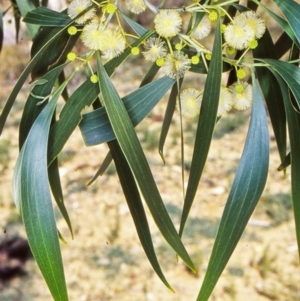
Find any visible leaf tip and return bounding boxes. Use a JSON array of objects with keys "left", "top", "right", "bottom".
[{"left": 159, "top": 149, "right": 166, "bottom": 165}]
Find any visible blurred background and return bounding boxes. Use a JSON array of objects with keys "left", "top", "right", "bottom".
[{"left": 0, "top": 0, "right": 299, "bottom": 300}]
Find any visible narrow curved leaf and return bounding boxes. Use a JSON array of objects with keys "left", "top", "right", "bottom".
[
  {"left": 86, "top": 76, "right": 176, "bottom": 181},
  {"left": 48, "top": 158, "right": 73, "bottom": 239},
  {"left": 48, "top": 78, "right": 99, "bottom": 165},
  {"left": 121, "top": 13, "right": 148, "bottom": 36},
  {"left": 96, "top": 53, "right": 195, "bottom": 272},
  {"left": 273, "top": 0, "right": 300, "bottom": 45},
  {"left": 260, "top": 59, "right": 300, "bottom": 110},
  {"left": 15, "top": 0, "right": 39, "bottom": 39},
  {"left": 19, "top": 63, "right": 67, "bottom": 148},
  {"left": 0, "top": 20, "right": 74, "bottom": 135},
  {"left": 30, "top": 26, "right": 80, "bottom": 79},
  {"left": 79, "top": 76, "right": 175, "bottom": 146},
  {"left": 253, "top": 30, "right": 286, "bottom": 164},
  {"left": 272, "top": 69, "right": 300, "bottom": 258},
  {"left": 197, "top": 76, "right": 269, "bottom": 301},
  {"left": 17, "top": 63, "right": 73, "bottom": 236},
  {"left": 179, "top": 18, "right": 222, "bottom": 237},
  {"left": 159, "top": 80, "right": 182, "bottom": 163},
  {"left": 278, "top": 152, "right": 290, "bottom": 171},
  {"left": 23, "top": 7, "right": 71, "bottom": 26},
  {"left": 188, "top": 12, "right": 205, "bottom": 34},
  {"left": 108, "top": 140, "right": 173, "bottom": 291},
  {"left": 87, "top": 151, "right": 113, "bottom": 185},
  {"left": 47, "top": 37, "right": 151, "bottom": 164},
  {"left": 254, "top": 0, "right": 300, "bottom": 48},
  {"left": 13, "top": 78, "right": 73, "bottom": 301},
  {"left": 58, "top": 70, "right": 69, "bottom": 101}
]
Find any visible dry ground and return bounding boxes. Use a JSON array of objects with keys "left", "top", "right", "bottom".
[{"left": 1, "top": 2, "right": 300, "bottom": 301}]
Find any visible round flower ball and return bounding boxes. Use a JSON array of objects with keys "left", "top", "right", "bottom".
[
  {"left": 177, "top": 88, "right": 202, "bottom": 117},
  {"left": 154, "top": 10, "right": 182, "bottom": 38},
  {"left": 67, "top": 0, "right": 96, "bottom": 24}
]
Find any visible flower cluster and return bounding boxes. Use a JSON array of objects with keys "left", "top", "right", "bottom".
[
  {"left": 224, "top": 11, "right": 266, "bottom": 50},
  {"left": 177, "top": 82, "right": 252, "bottom": 118},
  {"left": 66, "top": 0, "right": 267, "bottom": 115},
  {"left": 67, "top": 0, "right": 126, "bottom": 61}
]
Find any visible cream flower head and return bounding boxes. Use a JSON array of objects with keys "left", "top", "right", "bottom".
[
  {"left": 224, "top": 21, "right": 254, "bottom": 50},
  {"left": 163, "top": 51, "right": 191, "bottom": 79},
  {"left": 177, "top": 88, "right": 202, "bottom": 117},
  {"left": 235, "top": 11, "right": 266, "bottom": 39},
  {"left": 224, "top": 11, "right": 265, "bottom": 50},
  {"left": 101, "top": 29, "right": 126, "bottom": 60},
  {"left": 217, "top": 86, "right": 233, "bottom": 117},
  {"left": 142, "top": 37, "right": 167, "bottom": 62},
  {"left": 125, "top": 0, "right": 146, "bottom": 14},
  {"left": 82, "top": 22, "right": 107, "bottom": 50},
  {"left": 191, "top": 14, "right": 211, "bottom": 40},
  {"left": 82, "top": 23, "right": 125, "bottom": 59},
  {"left": 154, "top": 10, "right": 182, "bottom": 38},
  {"left": 67, "top": 0, "right": 96, "bottom": 24},
  {"left": 231, "top": 82, "right": 253, "bottom": 110}
]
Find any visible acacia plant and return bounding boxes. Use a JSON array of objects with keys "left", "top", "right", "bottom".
[{"left": 0, "top": 0, "right": 300, "bottom": 300}]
